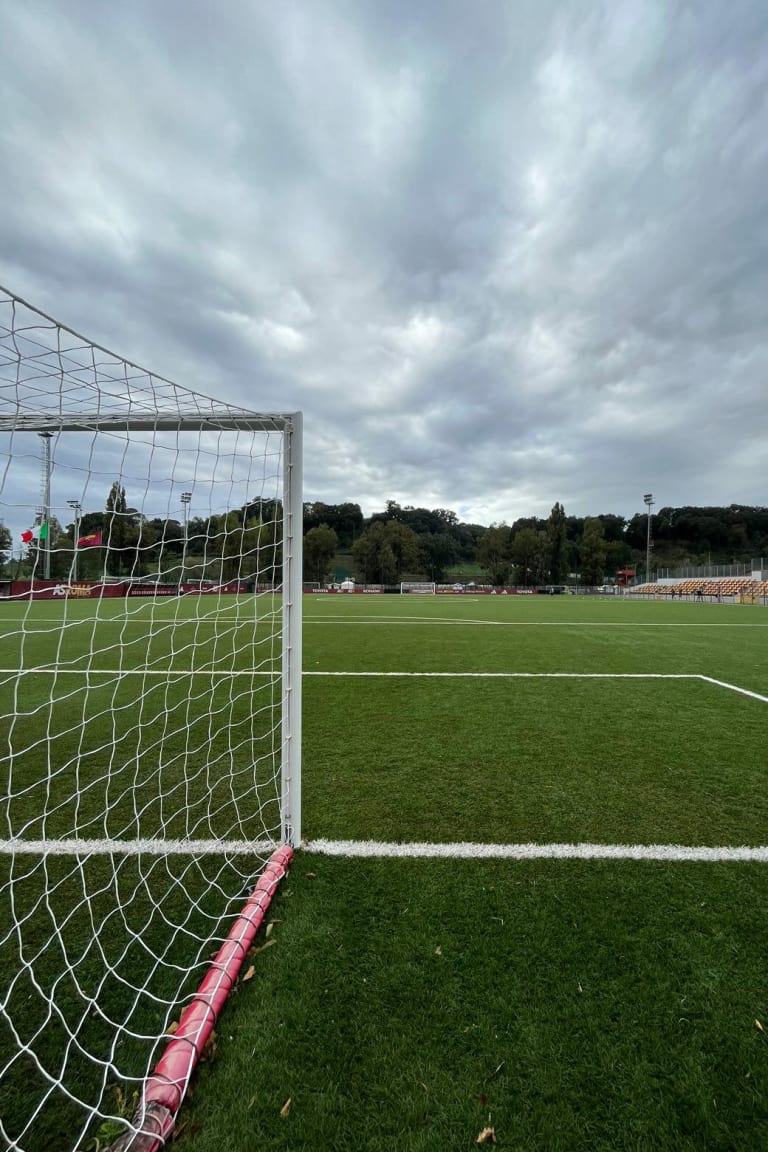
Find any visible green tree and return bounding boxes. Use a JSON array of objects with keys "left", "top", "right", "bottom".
[
  {"left": 384, "top": 521, "right": 422, "bottom": 578},
  {"left": 0, "top": 521, "right": 11, "bottom": 570},
  {"left": 478, "top": 524, "right": 512, "bottom": 586},
  {"left": 547, "top": 502, "right": 568, "bottom": 584},
  {"left": 420, "top": 532, "right": 459, "bottom": 583},
  {"left": 580, "top": 518, "right": 607, "bottom": 585},
  {"left": 303, "top": 502, "right": 363, "bottom": 548},
  {"left": 352, "top": 522, "right": 396, "bottom": 583},
  {"left": 304, "top": 524, "right": 338, "bottom": 583},
  {"left": 352, "top": 520, "right": 421, "bottom": 583},
  {"left": 220, "top": 514, "right": 281, "bottom": 582},
  {"left": 510, "top": 527, "right": 538, "bottom": 586},
  {"left": 105, "top": 482, "right": 128, "bottom": 576}
]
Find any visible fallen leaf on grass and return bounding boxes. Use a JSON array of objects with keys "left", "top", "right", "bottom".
[
  {"left": 247, "top": 939, "right": 276, "bottom": 959},
  {"left": 242, "top": 965, "right": 256, "bottom": 983},
  {"left": 165, "top": 1021, "right": 179, "bottom": 1036},
  {"left": 305, "top": 872, "right": 317, "bottom": 879},
  {"left": 476, "top": 1127, "right": 496, "bottom": 1144},
  {"left": 280, "top": 1097, "right": 292, "bottom": 1118},
  {"left": 434, "top": 946, "right": 442, "bottom": 956},
  {"left": 756, "top": 1020, "right": 765, "bottom": 1032}
]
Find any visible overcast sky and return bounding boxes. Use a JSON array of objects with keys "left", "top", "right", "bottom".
[{"left": 2, "top": 0, "right": 767, "bottom": 527}]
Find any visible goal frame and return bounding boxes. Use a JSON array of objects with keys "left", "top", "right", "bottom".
[
  {"left": 0, "top": 409, "right": 303, "bottom": 847},
  {"left": 400, "top": 580, "right": 437, "bottom": 595}
]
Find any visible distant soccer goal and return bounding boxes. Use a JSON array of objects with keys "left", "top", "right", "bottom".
[
  {"left": 0, "top": 285, "right": 302, "bottom": 1150},
  {"left": 400, "top": 581, "right": 436, "bottom": 594}
]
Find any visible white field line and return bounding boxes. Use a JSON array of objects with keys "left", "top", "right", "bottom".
[
  {"left": 0, "top": 668, "right": 280, "bottom": 679},
  {"left": 307, "top": 839, "right": 768, "bottom": 862},
  {"left": 0, "top": 837, "right": 278, "bottom": 857},
  {"left": 698, "top": 675, "right": 768, "bottom": 705},
  {"left": 0, "top": 669, "right": 705, "bottom": 680},
  {"left": 306, "top": 671, "right": 698, "bottom": 679},
  {"left": 3, "top": 836, "right": 768, "bottom": 863},
  {"left": 1, "top": 617, "right": 767, "bottom": 628},
  {"left": 306, "top": 619, "right": 768, "bottom": 628},
  {"left": 1, "top": 671, "right": 766, "bottom": 705}
]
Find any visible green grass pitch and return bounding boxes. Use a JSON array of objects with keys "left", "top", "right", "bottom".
[{"left": 1, "top": 593, "right": 768, "bottom": 1150}]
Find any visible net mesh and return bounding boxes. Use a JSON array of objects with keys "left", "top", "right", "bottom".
[{"left": 0, "top": 286, "right": 299, "bottom": 1150}]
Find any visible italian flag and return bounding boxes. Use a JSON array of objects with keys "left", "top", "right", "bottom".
[{"left": 20, "top": 523, "right": 49, "bottom": 544}]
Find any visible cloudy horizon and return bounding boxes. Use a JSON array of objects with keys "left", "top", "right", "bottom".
[{"left": 2, "top": 0, "right": 767, "bottom": 527}]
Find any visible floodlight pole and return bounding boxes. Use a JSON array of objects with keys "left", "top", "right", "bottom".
[
  {"left": 180, "top": 492, "right": 192, "bottom": 584},
  {"left": 39, "top": 432, "right": 53, "bottom": 579},
  {"left": 643, "top": 493, "right": 654, "bottom": 583},
  {"left": 67, "top": 500, "right": 82, "bottom": 580}
]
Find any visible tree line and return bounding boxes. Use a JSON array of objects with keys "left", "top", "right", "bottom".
[
  {"left": 2, "top": 486, "right": 767, "bottom": 587},
  {"left": 307, "top": 500, "right": 768, "bottom": 587}
]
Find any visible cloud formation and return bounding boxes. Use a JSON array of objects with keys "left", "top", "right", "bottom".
[{"left": 2, "top": 0, "right": 767, "bottom": 525}]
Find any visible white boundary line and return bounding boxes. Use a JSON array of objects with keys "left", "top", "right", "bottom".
[
  {"left": 2, "top": 836, "right": 768, "bottom": 862},
  {"left": 0, "top": 669, "right": 716, "bottom": 678},
  {"left": 307, "top": 839, "right": 768, "bottom": 861},
  {"left": 306, "top": 671, "right": 697, "bottom": 679},
  {"left": 0, "top": 837, "right": 278, "bottom": 857},
  {"left": 1, "top": 669, "right": 766, "bottom": 702},
  {"left": 698, "top": 675, "right": 768, "bottom": 704},
  {"left": 304, "top": 619, "right": 768, "bottom": 628},
  {"left": 2, "top": 617, "right": 767, "bottom": 628}
]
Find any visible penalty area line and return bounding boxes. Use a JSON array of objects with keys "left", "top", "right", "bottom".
[
  {"left": 307, "top": 839, "right": 768, "bottom": 862},
  {"left": 699, "top": 675, "right": 768, "bottom": 705}
]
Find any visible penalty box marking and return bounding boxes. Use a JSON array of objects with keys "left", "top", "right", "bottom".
[
  {"left": 1, "top": 669, "right": 766, "bottom": 703},
  {"left": 2, "top": 837, "right": 768, "bottom": 863}
]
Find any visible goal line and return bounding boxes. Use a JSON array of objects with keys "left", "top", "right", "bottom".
[
  {"left": 2, "top": 836, "right": 767, "bottom": 863},
  {"left": 307, "top": 839, "right": 768, "bottom": 862}
]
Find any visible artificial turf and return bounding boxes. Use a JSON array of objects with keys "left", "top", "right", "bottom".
[{"left": 1, "top": 593, "right": 767, "bottom": 1150}]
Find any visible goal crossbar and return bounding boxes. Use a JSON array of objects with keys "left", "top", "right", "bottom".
[{"left": 0, "top": 413, "right": 299, "bottom": 433}]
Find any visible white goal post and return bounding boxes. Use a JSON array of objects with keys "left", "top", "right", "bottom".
[
  {"left": 400, "top": 581, "right": 436, "bottom": 594},
  {"left": 0, "top": 285, "right": 302, "bottom": 1150}
]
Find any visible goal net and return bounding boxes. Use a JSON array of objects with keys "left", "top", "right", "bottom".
[
  {"left": 0, "top": 285, "right": 302, "bottom": 1151},
  {"left": 400, "top": 581, "right": 436, "bottom": 594}
]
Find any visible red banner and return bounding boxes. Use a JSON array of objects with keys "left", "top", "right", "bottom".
[{"left": 77, "top": 530, "right": 102, "bottom": 548}]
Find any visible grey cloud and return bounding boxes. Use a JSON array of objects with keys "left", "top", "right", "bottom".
[{"left": 1, "top": 0, "right": 767, "bottom": 530}]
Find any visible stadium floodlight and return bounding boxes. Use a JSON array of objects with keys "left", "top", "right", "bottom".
[
  {"left": 67, "top": 498, "right": 82, "bottom": 579},
  {"left": 643, "top": 493, "right": 654, "bottom": 583},
  {"left": 0, "top": 283, "right": 302, "bottom": 1151},
  {"left": 180, "top": 491, "right": 192, "bottom": 582}
]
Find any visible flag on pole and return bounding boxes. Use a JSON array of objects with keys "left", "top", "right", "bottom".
[
  {"left": 77, "top": 530, "right": 102, "bottom": 548},
  {"left": 20, "top": 524, "right": 48, "bottom": 544}
]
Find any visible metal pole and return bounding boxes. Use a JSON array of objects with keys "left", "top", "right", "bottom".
[
  {"left": 280, "top": 413, "right": 303, "bottom": 847},
  {"left": 180, "top": 493, "right": 192, "bottom": 585},
  {"left": 643, "top": 493, "right": 654, "bottom": 583},
  {"left": 39, "top": 433, "right": 53, "bottom": 579},
  {"left": 67, "top": 501, "right": 82, "bottom": 581}
]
